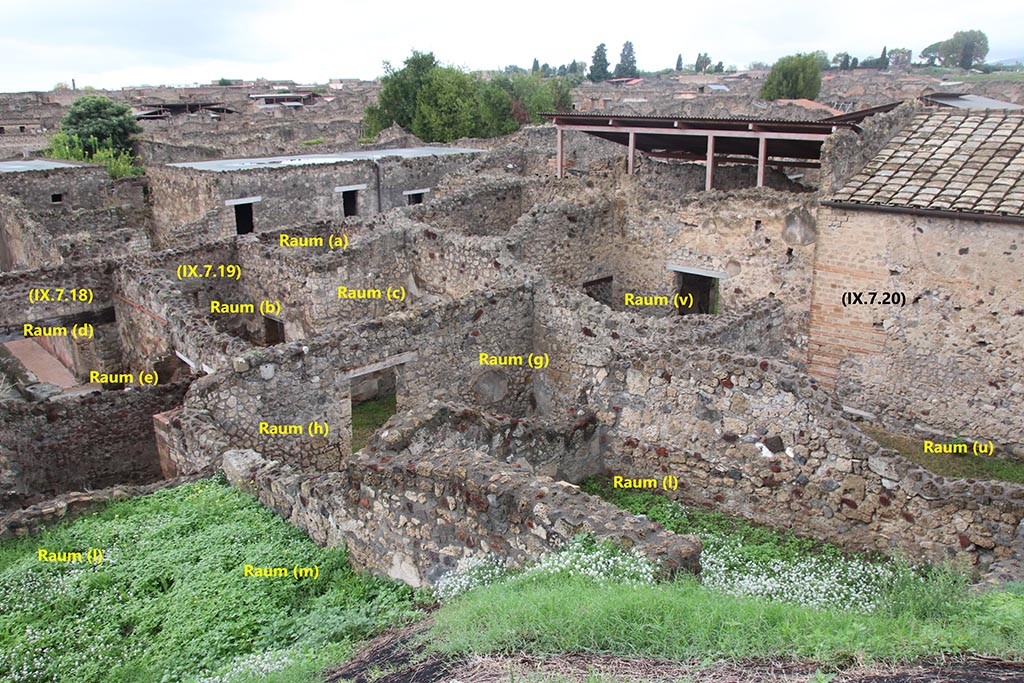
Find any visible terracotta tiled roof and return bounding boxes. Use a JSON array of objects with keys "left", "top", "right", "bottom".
[{"left": 830, "top": 110, "right": 1024, "bottom": 218}]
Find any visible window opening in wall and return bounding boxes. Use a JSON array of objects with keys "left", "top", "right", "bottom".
[
  {"left": 19, "top": 126, "right": 26, "bottom": 133},
  {"left": 0, "top": 127, "right": 5, "bottom": 134},
  {"left": 342, "top": 189, "right": 358, "bottom": 217},
  {"left": 263, "top": 316, "right": 285, "bottom": 345},
  {"left": 50, "top": 193, "right": 63, "bottom": 204},
  {"left": 676, "top": 271, "right": 720, "bottom": 316},
  {"left": 350, "top": 367, "right": 397, "bottom": 452},
  {"left": 582, "top": 275, "right": 614, "bottom": 307},
  {"left": 407, "top": 192, "right": 425, "bottom": 206},
  {"left": 234, "top": 202, "right": 254, "bottom": 235}
]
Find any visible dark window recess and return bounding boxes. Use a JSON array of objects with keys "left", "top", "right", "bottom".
[
  {"left": 582, "top": 275, "right": 614, "bottom": 307},
  {"left": 19, "top": 126, "right": 26, "bottom": 133},
  {"left": 677, "top": 272, "right": 719, "bottom": 316},
  {"left": 234, "top": 203, "right": 254, "bottom": 235},
  {"left": 51, "top": 193, "right": 63, "bottom": 204},
  {"left": 0, "top": 127, "right": 5, "bottom": 134},
  {"left": 407, "top": 192, "right": 425, "bottom": 206},
  {"left": 342, "top": 190, "right": 358, "bottom": 217},
  {"left": 264, "top": 316, "right": 285, "bottom": 345}
]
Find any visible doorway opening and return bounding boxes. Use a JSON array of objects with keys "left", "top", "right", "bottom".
[
  {"left": 350, "top": 367, "right": 397, "bottom": 452},
  {"left": 234, "top": 203, "right": 254, "bottom": 235},
  {"left": 676, "top": 271, "right": 718, "bottom": 315},
  {"left": 342, "top": 190, "right": 358, "bottom": 217}
]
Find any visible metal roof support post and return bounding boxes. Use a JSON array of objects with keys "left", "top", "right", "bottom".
[
  {"left": 757, "top": 136, "right": 767, "bottom": 187},
  {"left": 628, "top": 131, "right": 635, "bottom": 175},
  {"left": 705, "top": 134, "right": 715, "bottom": 191},
  {"left": 556, "top": 127, "right": 564, "bottom": 178}
]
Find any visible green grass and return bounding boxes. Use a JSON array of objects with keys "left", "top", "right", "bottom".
[
  {"left": 427, "top": 478, "right": 1024, "bottom": 666},
  {"left": 351, "top": 393, "right": 397, "bottom": 452},
  {"left": 0, "top": 476, "right": 422, "bottom": 683},
  {"left": 300, "top": 138, "right": 326, "bottom": 146},
  {"left": 862, "top": 426, "right": 1024, "bottom": 484},
  {"left": 430, "top": 573, "right": 1024, "bottom": 664},
  {"left": 581, "top": 476, "right": 845, "bottom": 564}
]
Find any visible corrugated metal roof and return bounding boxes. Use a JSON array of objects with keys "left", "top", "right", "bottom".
[
  {"left": 0, "top": 159, "right": 86, "bottom": 173},
  {"left": 167, "top": 147, "right": 485, "bottom": 172},
  {"left": 920, "top": 93, "right": 1023, "bottom": 110}
]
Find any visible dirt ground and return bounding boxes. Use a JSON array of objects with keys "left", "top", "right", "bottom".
[{"left": 325, "top": 621, "right": 1024, "bottom": 683}]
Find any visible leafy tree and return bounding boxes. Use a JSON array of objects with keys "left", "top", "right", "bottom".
[
  {"left": 614, "top": 41, "right": 638, "bottom": 78},
  {"left": 59, "top": 94, "right": 140, "bottom": 156},
  {"left": 811, "top": 50, "right": 830, "bottom": 71},
  {"left": 412, "top": 67, "right": 482, "bottom": 142},
  {"left": 590, "top": 43, "right": 611, "bottom": 81},
  {"left": 676, "top": 54, "right": 683, "bottom": 71},
  {"left": 881, "top": 46, "right": 889, "bottom": 68},
  {"left": 831, "top": 52, "right": 850, "bottom": 68},
  {"left": 364, "top": 51, "right": 438, "bottom": 137},
  {"left": 839, "top": 53, "right": 851, "bottom": 70},
  {"left": 713, "top": 61, "right": 724, "bottom": 73},
  {"left": 888, "top": 48, "right": 912, "bottom": 69},
  {"left": 920, "top": 42, "right": 943, "bottom": 66},
  {"left": 695, "top": 53, "right": 712, "bottom": 73},
  {"left": 532, "top": 58, "right": 540, "bottom": 73},
  {"left": 950, "top": 30, "right": 989, "bottom": 69},
  {"left": 851, "top": 57, "right": 859, "bottom": 68},
  {"left": 759, "top": 53, "right": 821, "bottom": 100},
  {"left": 476, "top": 78, "right": 518, "bottom": 137},
  {"left": 921, "top": 30, "right": 989, "bottom": 69}
]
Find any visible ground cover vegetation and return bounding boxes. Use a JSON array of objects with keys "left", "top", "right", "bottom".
[
  {"left": 363, "top": 51, "right": 574, "bottom": 142},
  {"left": 862, "top": 426, "right": 1024, "bottom": 484},
  {"left": 0, "top": 477, "right": 422, "bottom": 683},
  {"left": 350, "top": 393, "right": 397, "bottom": 452},
  {"left": 46, "top": 94, "right": 143, "bottom": 179},
  {"left": 427, "top": 478, "right": 1024, "bottom": 666}
]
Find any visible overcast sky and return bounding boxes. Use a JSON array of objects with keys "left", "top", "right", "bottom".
[{"left": 1, "top": 0, "right": 1021, "bottom": 91}]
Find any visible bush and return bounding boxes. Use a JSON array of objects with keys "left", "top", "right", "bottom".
[
  {"left": 760, "top": 53, "right": 822, "bottom": 100},
  {"left": 59, "top": 94, "right": 140, "bottom": 156},
  {"left": 47, "top": 130, "right": 143, "bottom": 179}
]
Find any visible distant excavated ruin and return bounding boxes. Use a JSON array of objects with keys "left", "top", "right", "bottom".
[{"left": 1, "top": 78, "right": 1023, "bottom": 586}]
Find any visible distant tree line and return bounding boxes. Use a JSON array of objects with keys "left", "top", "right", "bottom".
[{"left": 364, "top": 52, "right": 574, "bottom": 143}]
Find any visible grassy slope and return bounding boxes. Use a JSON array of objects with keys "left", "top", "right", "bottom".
[
  {"left": 0, "top": 477, "right": 421, "bottom": 683},
  {"left": 429, "top": 480, "right": 1024, "bottom": 666},
  {"left": 351, "top": 394, "right": 397, "bottom": 453}
]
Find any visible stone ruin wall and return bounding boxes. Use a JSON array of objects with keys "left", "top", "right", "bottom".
[
  {"left": 164, "top": 285, "right": 537, "bottom": 474},
  {"left": 0, "top": 169, "right": 151, "bottom": 270},
  {"left": 222, "top": 440, "right": 700, "bottom": 589},
  {"left": 0, "top": 261, "right": 122, "bottom": 380},
  {"left": 595, "top": 337, "right": 1024, "bottom": 571},
  {"left": 819, "top": 102, "right": 920, "bottom": 195},
  {"left": 0, "top": 382, "right": 189, "bottom": 512},
  {"left": 810, "top": 206, "right": 1024, "bottom": 453}
]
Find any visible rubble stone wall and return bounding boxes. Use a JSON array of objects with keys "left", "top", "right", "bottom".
[
  {"left": 222, "top": 442, "right": 701, "bottom": 589},
  {"left": 809, "top": 206, "right": 1024, "bottom": 451},
  {"left": 0, "top": 383, "right": 189, "bottom": 512}
]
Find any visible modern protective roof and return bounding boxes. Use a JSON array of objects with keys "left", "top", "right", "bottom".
[
  {"left": 542, "top": 112, "right": 856, "bottom": 162},
  {"left": 168, "top": 147, "right": 485, "bottom": 173},
  {"left": 919, "top": 93, "right": 1023, "bottom": 110},
  {"left": 827, "top": 110, "right": 1024, "bottom": 219},
  {"left": 0, "top": 159, "right": 86, "bottom": 173}
]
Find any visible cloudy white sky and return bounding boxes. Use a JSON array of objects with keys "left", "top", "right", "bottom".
[{"left": 1, "top": 0, "right": 1021, "bottom": 91}]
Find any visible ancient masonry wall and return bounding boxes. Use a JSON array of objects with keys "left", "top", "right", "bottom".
[
  {"left": 0, "top": 261, "right": 122, "bottom": 379},
  {"left": 594, "top": 338, "right": 1024, "bottom": 570},
  {"left": 0, "top": 170, "right": 150, "bottom": 271},
  {"left": 808, "top": 206, "right": 1024, "bottom": 452},
  {"left": 0, "top": 382, "right": 189, "bottom": 512},
  {"left": 221, "top": 438, "right": 701, "bottom": 588},
  {"left": 147, "top": 152, "right": 480, "bottom": 249},
  {"left": 114, "top": 245, "right": 250, "bottom": 374},
  {"left": 166, "top": 286, "right": 537, "bottom": 474}
]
